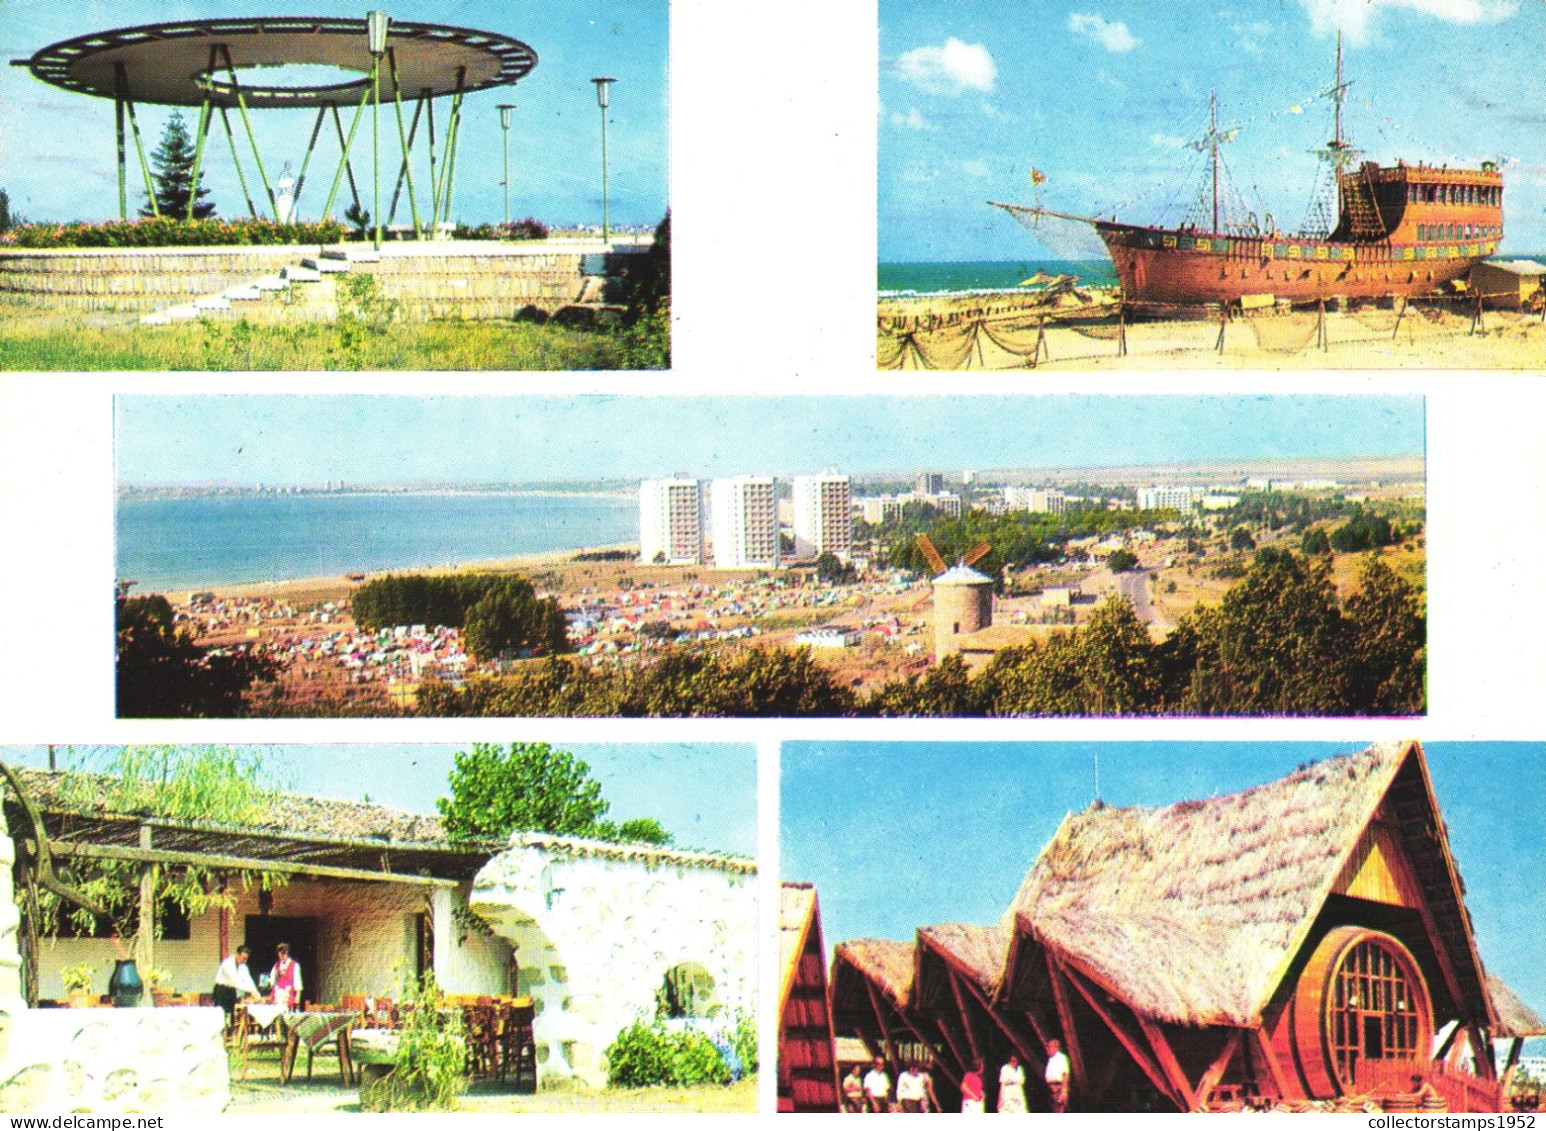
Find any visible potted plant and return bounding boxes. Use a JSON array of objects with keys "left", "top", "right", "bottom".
[
  {"left": 145, "top": 967, "right": 174, "bottom": 1007},
  {"left": 61, "top": 961, "right": 97, "bottom": 1008}
]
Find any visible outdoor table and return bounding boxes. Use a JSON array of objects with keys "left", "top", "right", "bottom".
[{"left": 277, "top": 1010, "right": 360, "bottom": 1086}]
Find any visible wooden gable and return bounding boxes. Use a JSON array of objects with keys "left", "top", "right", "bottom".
[{"left": 1331, "top": 805, "right": 1425, "bottom": 908}]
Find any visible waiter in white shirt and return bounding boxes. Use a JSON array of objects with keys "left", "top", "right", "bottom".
[{"left": 213, "top": 944, "right": 261, "bottom": 1022}]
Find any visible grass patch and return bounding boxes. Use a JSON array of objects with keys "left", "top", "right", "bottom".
[{"left": 0, "top": 315, "right": 645, "bottom": 371}]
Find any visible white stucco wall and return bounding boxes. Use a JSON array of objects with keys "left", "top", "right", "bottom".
[
  {"left": 470, "top": 834, "right": 757, "bottom": 1087},
  {"left": 30, "top": 878, "right": 509, "bottom": 1004},
  {"left": 0, "top": 799, "right": 229, "bottom": 1113}
]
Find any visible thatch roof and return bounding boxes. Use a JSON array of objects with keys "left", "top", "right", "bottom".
[
  {"left": 1488, "top": 974, "right": 1546, "bottom": 1039},
  {"left": 832, "top": 741, "right": 1505, "bottom": 1038},
  {"left": 918, "top": 922, "right": 1011, "bottom": 993},
  {"left": 1007, "top": 740, "right": 1486, "bottom": 1028},
  {"left": 835, "top": 939, "right": 917, "bottom": 1009}
]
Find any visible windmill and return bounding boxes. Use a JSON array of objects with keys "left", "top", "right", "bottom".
[{"left": 914, "top": 534, "right": 996, "bottom": 661}]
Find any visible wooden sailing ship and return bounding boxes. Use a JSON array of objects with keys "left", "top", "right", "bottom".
[{"left": 993, "top": 37, "right": 1504, "bottom": 307}]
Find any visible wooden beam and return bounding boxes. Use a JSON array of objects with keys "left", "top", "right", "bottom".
[
  {"left": 136, "top": 824, "right": 155, "bottom": 973},
  {"left": 1251, "top": 1027, "right": 1291, "bottom": 1101},
  {"left": 1022, "top": 1007, "right": 1054, "bottom": 1053},
  {"left": 865, "top": 980, "right": 902, "bottom": 1071},
  {"left": 1435, "top": 1021, "right": 1462, "bottom": 1062},
  {"left": 959, "top": 974, "right": 1039, "bottom": 1068},
  {"left": 1194, "top": 1030, "right": 1244, "bottom": 1111},
  {"left": 1136, "top": 1013, "right": 1199, "bottom": 1112},
  {"left": 931, "top": 1016, "right": 970, "bottom": 1078},
  {"left": 48, "top": 839, "right": 458, "bottom": 887},
  {"left": 1045, "top": 954, "right": 1087, "bottom": 1096},
  {"left": 1063, "top": 964, "right": 1183, "bottom": 1109},
  {"left": 946, "top": 969, "right": 983, "bottom": 1065},
  {"left": 1468, "top": 1023, "right": 1496, "bottom": 1081}
]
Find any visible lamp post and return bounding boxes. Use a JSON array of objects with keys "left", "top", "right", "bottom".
[
  {"left": 366, "top": 10, "right": 391, "bottom": 250},
  {"left": 590, "top": 77, "right": 616, "bottom": 243},
  {"left": 497, "top": 103, "right": 516, "bottom": 227}
]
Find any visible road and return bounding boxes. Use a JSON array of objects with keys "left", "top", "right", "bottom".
[{"left": 1115, "top": 569, "right": 1171, "bottom": 630}]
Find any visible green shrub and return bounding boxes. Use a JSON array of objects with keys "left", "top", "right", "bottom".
[
  {"left": 4, "top": 216, "right": 346, "bottom": 249},
  {"left": 605, "top": 1020, "right": 732, "bottom": 1088},
  {"left": 731, "top": 1010, "right": 758, "bottom": 1076},
  {"left": 363, "top": 971, "right": 467, "bottom": 1112}
]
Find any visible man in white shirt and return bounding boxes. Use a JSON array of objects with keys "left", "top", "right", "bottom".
[
  {"left": 896, "top": 1063, "right": 927, "bottom": 1112},
  {"left": 1044, "top": 1038, "right": 1071, "bottom": 1112},
  {"left": 212, "top": 944, "right": 260, "bottom": 1023},
  {"left": 863, "top": 1056, "right": 891, "bottom": 1113}
]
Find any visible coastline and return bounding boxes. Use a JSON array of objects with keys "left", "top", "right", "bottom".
[{"left": 132, "top": 541, "right": 640, "bottom": 602}]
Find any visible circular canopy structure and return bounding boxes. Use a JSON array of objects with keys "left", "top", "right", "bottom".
[{"left": 15, "top": 16, "right": 537, "bottom": 109}]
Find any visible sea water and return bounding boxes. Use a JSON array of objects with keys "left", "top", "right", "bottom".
[
  {"left": 877, "top": 259, "right": 1118, "bottom": 297},
  {"left": 116, "top": 491, "right": 640, "bottom": 593}
]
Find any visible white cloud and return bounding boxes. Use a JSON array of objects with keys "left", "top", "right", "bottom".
[
  {"left": 960, "top": 159, "right": 992, "bottom": 179},
  {"left": 1068, "top": 13, "right": 1140, "bottom": 53},
  {"left": 893, "top": 37, "right": 997, "bottom": 94},
  {"left": 1300, "top": 0, "right": 1517, "bottom": 45},
  {"left": 889, "top": 108, "right": 939, "bottom": 132},
  {"left": 1150, "top": 133, "right": 1186, "bottom": 149}
]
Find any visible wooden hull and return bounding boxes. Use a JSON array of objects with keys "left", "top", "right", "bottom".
[{"left": 1097, "top": 223, "right": 1495, "bottom": 306}]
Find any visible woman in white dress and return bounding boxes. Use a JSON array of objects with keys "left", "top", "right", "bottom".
[{"left": 997, "top": 1055, "right": 1027, "bottom": 1113}]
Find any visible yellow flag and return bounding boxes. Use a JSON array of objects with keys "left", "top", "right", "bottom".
[{"left": 1030, "top": 168, "right": 1048, "bottom": 186}]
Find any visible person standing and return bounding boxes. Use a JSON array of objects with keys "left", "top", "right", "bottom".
[
  {"left": 842, "top": 1063, "right": 866, "bottom": 1112},
  {"left": 863, "top": 1056, "right": 891, "bottom": 1113},
  {"left": 1045, "top": 1039, "right": 1071, "bottom": 1112},
  {"left": 212, "top": 944, "right": 260, "bottom": 1022},
  {"left": 960, "top": 1060, "right": 986, "bottom": 1113},
  {"left": 270, "top": 942, "right": 303, "bottom": 1010},
  {"left": 997, "top": 1054, "right": 1028, "bottom": 1113},
  {"left": 897, "top": 1063, "right": 927, "bottom": 1112}
]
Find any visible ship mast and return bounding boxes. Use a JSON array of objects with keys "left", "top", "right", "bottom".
[{"left": 1211, "top": 90, "right": 1220, "bottom": 234}]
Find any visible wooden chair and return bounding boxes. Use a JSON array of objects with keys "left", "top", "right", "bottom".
[
  {"left": 229, "top": 1006, "right": 287, "bottom": 1082},
  {"left": 500, "top": 1002, "right": 537, "bottom": 1093}
]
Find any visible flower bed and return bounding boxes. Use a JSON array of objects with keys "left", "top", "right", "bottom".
[{"left": 3, "top": 217, "right": 347, "bottom": 249}]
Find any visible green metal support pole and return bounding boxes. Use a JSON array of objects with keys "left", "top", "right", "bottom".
[
  {"left": 386, "top": 50, "right": 422, "bottom": 238},
  {"left": 218, "top": 106, "right": 259, "bottom": 219},
  {"left": 115, "top": 94, "right": 128, "bottom": 220},
  {"left": 330, "top": 102, "right": 365, "bottom": 215},
  {"left": 220, "top": 45, "right": 277, "bottom": 218},
  {"left": 372, "top": 53, "right": 382, "bottom": 249},
  {"left": 437, "top": 68, "right": 467, "bottom": 231},
  {"left": 599, "top": 101, "right": 610, "bottom": 242},
  {"left": 387, "top": 94, "right": 424, "bottom": 231},
  {"left": 291, "top": 105, "right": 329, "bottom": 215},
  {"left": 432, "top": 68, "right": 465, "bottom": 230},
  {"left": 321, "top": 86, "right": 371, "bottom": 222},
  {"left": 185, "top": 98, "right": 214, "bottom": 220},
  {"left": 115, "top": 62, "right": 159, "bottom": 218},
  {"left": 425, "top": 89, "right": 438, "bottom": 230}
]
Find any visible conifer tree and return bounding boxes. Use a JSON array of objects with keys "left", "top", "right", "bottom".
[{"left": 142, "top": 111, "right": 215, "bottom": 220}]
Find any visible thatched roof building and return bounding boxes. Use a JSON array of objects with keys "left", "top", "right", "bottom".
[{"left": 829, "top": 741, "right": 1539, "bottom": 1113}]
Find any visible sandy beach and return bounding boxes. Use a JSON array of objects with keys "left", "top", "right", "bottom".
[
  {"left": 152, "top": 542, "right": 642, "bottom": 604},
  {"left": 878, "top": 291, "right": 1546, "bottom": 370}
]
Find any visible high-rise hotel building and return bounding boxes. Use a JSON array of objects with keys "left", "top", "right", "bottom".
[
  {"left": 792, "top": 472, "right": 853, "bottom": 561},
  {"left": 710, "top": 476, "right": 780, "bottom": 569},
  {"left": 639, "top": 477, "right": 705, "bottom": 564}
]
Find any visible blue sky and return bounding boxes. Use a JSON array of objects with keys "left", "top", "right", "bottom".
[
  {"left": 880, "top": 0, "right": 1546, "bottom": 261},
  {"left": 3, "top": 742, "right": 757, "bottom": 857},
  {"left": 115, "top": 394, "right": 1423, "bottom": 486},
  {"left": 0, "top": 0, "right": 666, "bottom": 229},
  {"left": 782, "top": 741, "right": 1546, "bottom": 1028}
]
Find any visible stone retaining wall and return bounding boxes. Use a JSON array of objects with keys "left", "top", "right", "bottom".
[{"left": 0, "top": 243, "right": 636, "bottom": 320}]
